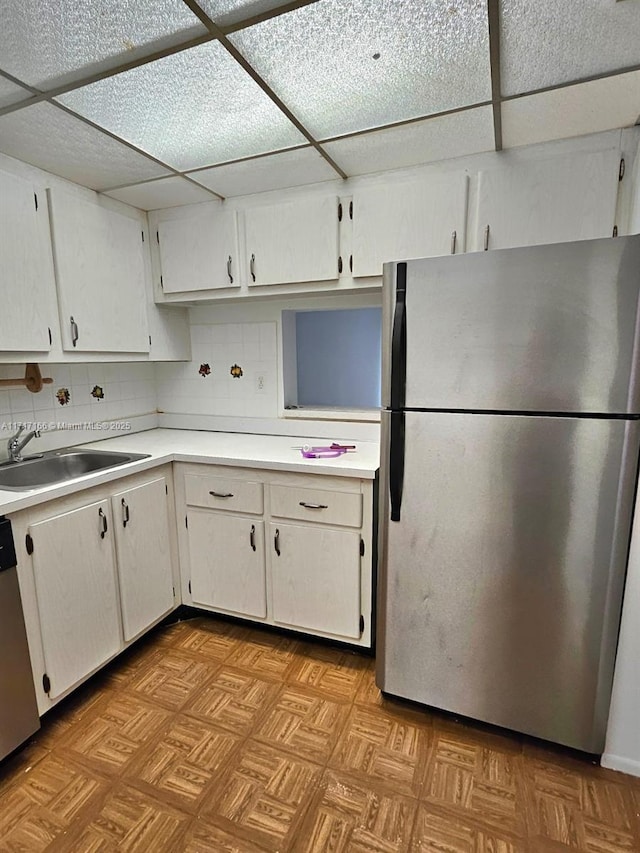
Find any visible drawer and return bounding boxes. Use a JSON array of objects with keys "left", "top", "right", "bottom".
[
  {"left": 184, "top": 474, "right": 263, "bottom": 514},
  {"left": 270, "top": 485, "right": 362, "bottom": 528}
]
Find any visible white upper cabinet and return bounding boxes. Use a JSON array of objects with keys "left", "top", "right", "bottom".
[
  {"left": 244, "top": 195, "right": 339, "bottom": 286},
  {"left": 0, "top": 170, "right": 56, "bottom": 352},
  {"left": 352, "top": 172, "right": 470, "bottom": 277},
  {"left": 157, "top": 206, "right": 239, "bottom": 293},
  {"left": 48, "top": 187, "right": 150, "bottom": 353},
  {"left": 475, "top": 148, "right": 621, "bottom": 251}
]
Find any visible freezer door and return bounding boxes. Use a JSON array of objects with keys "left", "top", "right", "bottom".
[
  {"left": 382, "top": 235, "right": 640, "bottom": 414},
  {"left": 377, "top": 411, "right": 640, "bottom": 752}
]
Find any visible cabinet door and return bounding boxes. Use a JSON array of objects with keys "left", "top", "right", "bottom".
[
  {"left": 475, "top": 148, "right": 620, "bottom": 251},
  {"left": 29, "top": 500, "right": 121, "bottom": 699},
  {"left": 352, "top": 173, "right": 469, "bottom": 277},
  {"left": 0, "top": 171, "right": 54, "bottom": 352},
  {"left": 158, "top": 207, "right": 239, "bottom": 293},
  {"left": 188, "top": 510, "right": 266, "bottom": 618},
  {"left": 245, "top": 196, "right": 339, "bottom": 286},
  {"left": 270, "top": 522, "right": 361, "bottom": 638},
  {"left": 111, "top": 478, "right": 175, "bottom": 642},
  {"left": 48, "top": 187, "right": 149, "bottom": 352}
]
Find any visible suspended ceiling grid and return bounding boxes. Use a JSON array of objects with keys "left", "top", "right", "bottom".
[{"left": 0, "top": 0, "right": 639, "bottom": 208}]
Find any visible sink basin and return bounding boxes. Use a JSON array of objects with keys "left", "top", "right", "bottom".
[{"left": 0, "top": 449, "right": 150, "bottom": 490}]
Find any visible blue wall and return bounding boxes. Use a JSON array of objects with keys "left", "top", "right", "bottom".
[{"left": 295, "top": 308, "right": 382, "bottom": 408}]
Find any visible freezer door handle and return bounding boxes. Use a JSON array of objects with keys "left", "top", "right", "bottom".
[
  {"left": 389, "top": 411, "right": 405, "bottom": 522},
  {"left": 390, "top": 263, "right": 407, "bottom": 410}
]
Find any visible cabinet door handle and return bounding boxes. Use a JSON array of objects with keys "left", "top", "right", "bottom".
[
  {"left": 98, "top": 507, "right": 108, "bottom": 539},
  {"left": 299, "top": 501, "right": 328, "bottom": 510},
  {"left": 451, "top": 230, "right": 457, "bottom": 255},
  {"left": 209, "top": 491, "right": 234, "bottom": 498},
  {"left": 274, "top": 528, "right": 280, "bottom": 556},
  {"left": 484, "top": 224, "right": 490, "bottom": 251},
  {"left": 227, "top": 255, "right": 233, "bottom": 284},
  {"left": 121, "top": 498, "right": 130, "bottom": 528},
  {"left": 250, "top": 253, "right": 256, "bottom": 282},
  {"left": 70, "top": 316, "right": 79, "bottom": 347},
  {"left": 250, "top": 524, "right": 256, "bottom": 552}
]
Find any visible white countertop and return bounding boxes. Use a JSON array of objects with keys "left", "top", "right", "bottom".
[{"left": 0, "top": 428, "right": 380, "bottom": 516}]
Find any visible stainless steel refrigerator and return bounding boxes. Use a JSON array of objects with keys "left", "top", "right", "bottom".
[{"left": 377, "top": 234, "right": 640, "bottom": 753}]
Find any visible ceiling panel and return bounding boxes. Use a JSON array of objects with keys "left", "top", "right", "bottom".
[
  {"left": 197, "top": 0, "right": 296, "bottom": 27},
  {"left": 0, "top": 0, "right": 206, "bottom": 90},
  {"left": 229, "top": 0, "right": 492, "bottom": 139},
  {"left": 104, "top": 176, "right": 216, "bottom": 209},
  {"left": 502, "top": 72, "right": 640, "bottom": 148},
  {"left": 58, "top": 41, "right": 306, "bottom": 171},
  {"left": 0, "top": 103, "right": 172, "bottom": 190},
  {"left": 323, "top": 107, "right": 495, "bottom": 176},
  {"left": 501, "top": 0, "right": 640, "bottom": 97},
  {"left": 0, "top": 76, "right": 31, "bottom": 109},
  {"left": 189, "top": 146, "right": 338, "bottom": 196}
]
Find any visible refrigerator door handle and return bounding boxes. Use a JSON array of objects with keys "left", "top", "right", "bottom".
[
  {"left": 390, "top": 263, "right": 407, "bottom": 410},
  {"left": 389, "top": 411, "right": 405, "bottom": 522}
]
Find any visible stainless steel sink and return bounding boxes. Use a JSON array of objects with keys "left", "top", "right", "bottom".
[{"left": 0, "top": 449, "right": 150, "bottom": 490}]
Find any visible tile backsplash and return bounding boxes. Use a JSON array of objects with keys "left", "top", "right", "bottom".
[
  {"left": 0, "top": 363, "right": 157, "bottom": 448},
  {"left": 156, "top": 322, "right": 278, "bottom": 418}
]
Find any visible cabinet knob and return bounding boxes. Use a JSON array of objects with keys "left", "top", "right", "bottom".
[
  {"left": 451, "top": 230, "right": 457, "bottom": 255},
  {"left": 121, "top": 498, "right": 130, "bottom": 528},
  {"left": 250, "top": 253, "right": 256, "bottom": 283},
  {"left": 299, "top": 502, "right": 328, "bottom": 510},
  {"left": 227, "top": 255, "right": 233, "bottom": 284},
  {"left": 209, "top": 491, "right": 233, "bottom": 498},
  {"left": 484, "top": 224, "right": 490, "bottom": 251},
  {"left": 70, "top": 316, "right": 79, "bottom": 347},
  {"left": 274, "top": 528, "right": 280, "bottom": 556},
  {"left": 250, "top": 524, "right": 256, "bottom": 552}
]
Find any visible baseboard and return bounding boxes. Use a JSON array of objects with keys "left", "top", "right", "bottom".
[{"left": 601, "top": 752, "right": 640, "bottom": 778}]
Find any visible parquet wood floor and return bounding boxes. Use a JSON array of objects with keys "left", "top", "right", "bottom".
[{"left": 1, "top": 617, "right": 639, "bottom": 852}]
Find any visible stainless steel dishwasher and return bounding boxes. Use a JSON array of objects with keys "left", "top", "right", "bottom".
[{"left": 0, "top": 517, "right": 40, "bottom": 760}]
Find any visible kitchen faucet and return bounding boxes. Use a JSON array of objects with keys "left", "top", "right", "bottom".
[{"left": 6, "top": 425, "right": 42, "bottom": 463}]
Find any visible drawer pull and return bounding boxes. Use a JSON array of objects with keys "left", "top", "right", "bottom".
[
  {"left": 299, "top": 501, "right": 328, "bottom": 510},
  {"left": 209, "top": 491, "right": 234, "bottom": 498},
  {"left": 250, "top": 524, "right": 256, "bottom": 552},
  {"left": 274, "top": 528, "right": 280, "bottom": 556},
  {"left": 121, "top": 498, "right": 130, "bottom": 528}
]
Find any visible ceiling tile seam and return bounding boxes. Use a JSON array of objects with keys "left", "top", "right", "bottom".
[
  {"left": 316, "top": 101, "right": 495, "bottom": 145},
  {"left": 180, "top": 0, "right": 350, "bottom": 181},
  {"left": 501, "top": 62, "right": 640, "bottom": 102},
  {"left": 49, "top": 99, "right": 224, "bottom": 199},
  {"left": 487, "top": 0, "right": 503, "bottom": 151},
  {"left": 0, "top": 68, "right": 40, "bottom": 95},
  {"left": 0, "top": 33, "right": 216, "bottom": 120},
  {"left": 220, "top": 0, "right": 324, "bottom": 35}
]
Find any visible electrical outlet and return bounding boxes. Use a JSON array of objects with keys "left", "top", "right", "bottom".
[{"left": 255, "top": 372, "right": 267, "bottom": 393}]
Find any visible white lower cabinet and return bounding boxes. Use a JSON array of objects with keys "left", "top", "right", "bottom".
[
  {"left": 12, "top": 465, "right": 179, "bottom": 714},
  {"left": 29, "top": 499, "right": 121, "bottom": 700},
  {"left": 270, "top": 522, "right": 362, "bottom": 638},
  {"left": 111, "top": 478, "right": 175, "bottom": 642},
  {"left": 177, "top": 463, "right": 374, "bottom": 647},
  {"left": 188, "top": 511, "right": 267, "bottom": 618}
]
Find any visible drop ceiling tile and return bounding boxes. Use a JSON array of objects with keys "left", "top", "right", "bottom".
[
  {"left": 0, "top": 103, "right": 171, "bottom": 190},
  {"left": 189, "top": 146, "right": 339, "bottom": 196},
  {"left": 58, "top": 41, "right": 306, "bottom": 171},
  {"left": 229, "top": 0, "right": 492, "bottom": 139},
  {"left": 104, "top": 177, "right": 216, "bottom": 209},
  {"left": 0, "top": 75, "right": 31, "bottom": 109},
  {"left": 501, "top": 0, "right": 640, "bottom": 97},
  {"left": 0, "top": 0, "right": 206, "bottom": 89},
  {"left": 502, "top": 72, "right": 640, "bottom": 148},
  {"left": 323, "top": 107, "right": 495, "bottom": 176},
  {"left": 197, "top": 0, "right": 294, "bottom": 27}
]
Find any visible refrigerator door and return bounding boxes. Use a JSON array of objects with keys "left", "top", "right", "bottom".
[
  {"left": 377, "top": 410, "right": 640, "bottom": 752},
  {"left": 382, "top": 235, "right": 640, "bottom": 414}
]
